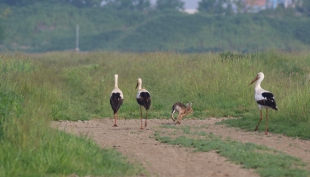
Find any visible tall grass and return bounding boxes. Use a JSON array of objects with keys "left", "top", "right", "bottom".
[
  {"left": 33, "top": 51, "right": 310, "bottom": 137},
  {"left": 0, "top": 50, "right": 309, "bottom": 175},
  {"left": 221, "top": 51, "right": 310, "bottom": 139},
  {"left": 0, "top": 54, "right": 144, "bottom": 176}
]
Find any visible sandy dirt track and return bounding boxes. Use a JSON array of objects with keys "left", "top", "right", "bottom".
[{"left": 51, "top": 118, "right": 310, "bottom": 177}]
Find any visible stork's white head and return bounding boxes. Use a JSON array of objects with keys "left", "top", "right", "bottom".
[{"left": 250, "top": 72, "right": 264, "bottom": 85}]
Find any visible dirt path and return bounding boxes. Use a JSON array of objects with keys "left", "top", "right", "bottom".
[{"left": 51, "top": 118, "right": 310, "bottom": 177}]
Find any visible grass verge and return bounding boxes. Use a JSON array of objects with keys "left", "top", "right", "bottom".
[{"left": 154, "top": 125, "right": 310, "bottom": 177}]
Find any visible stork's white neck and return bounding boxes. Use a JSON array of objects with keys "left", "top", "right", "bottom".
[
  {"left": 114, "top": 74, "right": 119, "bottom": 88},
  {"left": 137, "top": 78, "right": 142, "bottom": 90},
  {"left": 254, "top": 76, "right": 264, "bottom": 91}
]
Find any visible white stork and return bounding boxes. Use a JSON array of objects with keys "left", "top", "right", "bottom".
[
  {"left": 110, "top": 74, "right": 123, "bottom": 127},
  {"left": 136, "top": 78, "right": 151, "bottom": 129},
  {"left": 250, "top": 72, "right": 278, "bottom": 135}
]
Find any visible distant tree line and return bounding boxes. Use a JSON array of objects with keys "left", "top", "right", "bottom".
[
  {"left": 0, "top": 0, "right": 184, "bottom": 11},
  {"left": 0, "top": 0, "right": 309, "bottom": 15}
]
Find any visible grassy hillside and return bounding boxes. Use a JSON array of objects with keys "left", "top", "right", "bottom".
[
  {"left": 117, "top": 14, "right": 310, "bottom": 52},
  {"left": 1, "top": 3, "right": 310, "bottom": 53},
  {"left": 0, "top": 3, "right": 148, "bottom": 52}
]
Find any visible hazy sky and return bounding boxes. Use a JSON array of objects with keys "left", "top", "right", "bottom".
[{"left": 150, "top": 0, "right": 200, "bottom": 9}]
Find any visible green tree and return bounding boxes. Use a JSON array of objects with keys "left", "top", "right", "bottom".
[
  {"left": 198, "top": 0, "right": 234, "bottom": 15},
  {"left": 0, "top": 8, "right": 9, "bottom": 43},
  {"left": 224, "top": 0, "right": 234, "bottom": 15},
  {"left": 102, "top": 0, "right": 151, "bottom": 11},
  {"left": 0, "top": 0, "right": 101, "bottom": 7},
  {"left": 0, "top": 0, "right": 37, "bottom": 6},
  {"left": 156, "top": 0, "right": 184, "bottom": 11},
  {"left": 296, "top": 0, "right": 310, "bottom": 16},
  {"left": 0, "top": 21, "right": 3, "bottom": 43},
  {"left": 231, "top": 0, "right": 244, "bottom": 13},
  {"left": 198, "top": 0, "right": 216, "bottom": 13},
  {"left": 69, "top": 0, "right": 102, "bottom": 8}
]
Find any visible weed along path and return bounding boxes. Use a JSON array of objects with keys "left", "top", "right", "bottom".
[{"left": 51, "top": 118, "right": 310, "bottom": 177}]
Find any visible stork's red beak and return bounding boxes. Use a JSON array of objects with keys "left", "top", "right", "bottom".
[{"left": 250, "top": 76, "right": 259, "bottom": 85}]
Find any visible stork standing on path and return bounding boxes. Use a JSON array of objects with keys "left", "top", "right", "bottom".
[
  {"left": 110, "top": 74, "right": 123, "bottom": 127},
  {"left": 250, "top": 72, "right": 278, "bottom": 135},
  {"left": 136, "top": 78, "right": 151, "bottom": 129}
]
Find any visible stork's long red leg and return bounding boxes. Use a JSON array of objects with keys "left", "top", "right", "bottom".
[
  {"left": 145, "top": 110, "right": 148, "bottom": 127},
  {"left": 265, "top": 108, "right": 269, "bottom": 135},
  {"left": 254, "top": 110, "right": 263, "bottom": 131},
  {"left": 140, "top": 106, "right": 143, "bottom": 129},
  {"left": 113, "top": 112, "right": 118, "bottom": 127}
]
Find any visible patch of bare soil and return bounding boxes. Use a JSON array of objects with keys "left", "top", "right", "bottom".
[{"left": 51, "top": 118, "right": 310, "bottom": 177}]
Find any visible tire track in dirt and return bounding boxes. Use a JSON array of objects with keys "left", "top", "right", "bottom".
[{"left": 51, "top": 118, "right": 310, "bottom": 177}]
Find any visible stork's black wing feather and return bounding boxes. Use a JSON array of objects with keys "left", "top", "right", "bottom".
[
  {"left": 110, "top": 93, "right": 123, "bottom": 114},
  {"left": 262, "top": 92, "right": 274, "bottom": 98},
  {"left": 257, "top": 92, "right": 278, "bottom": 110},
  {"left": 137, "top": 92, "right": 151, "bottom": 110}
]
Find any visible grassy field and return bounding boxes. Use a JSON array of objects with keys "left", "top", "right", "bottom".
[{"left": 0, "top": 51, "right": 309, "bottom": 176}]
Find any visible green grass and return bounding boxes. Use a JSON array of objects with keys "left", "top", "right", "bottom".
[
  {"left": 0, "top": 50, "right": 309, "bottom": 175},
  {"left": 220, "top": 51, "right": 310, "bottom": 139},
  {"left": 154, "top": 125, "right": 310, "bottom": 177},
  {"left": 0, "top": 129, "right": 144, "bottom": 176},
  {"left": 0, "top": 54, "right": 145, "bottom": 176}
]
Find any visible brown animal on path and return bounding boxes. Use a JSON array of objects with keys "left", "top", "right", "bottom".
[{"left": 171, "top": 102, "right": 193, "bottom": 124}]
